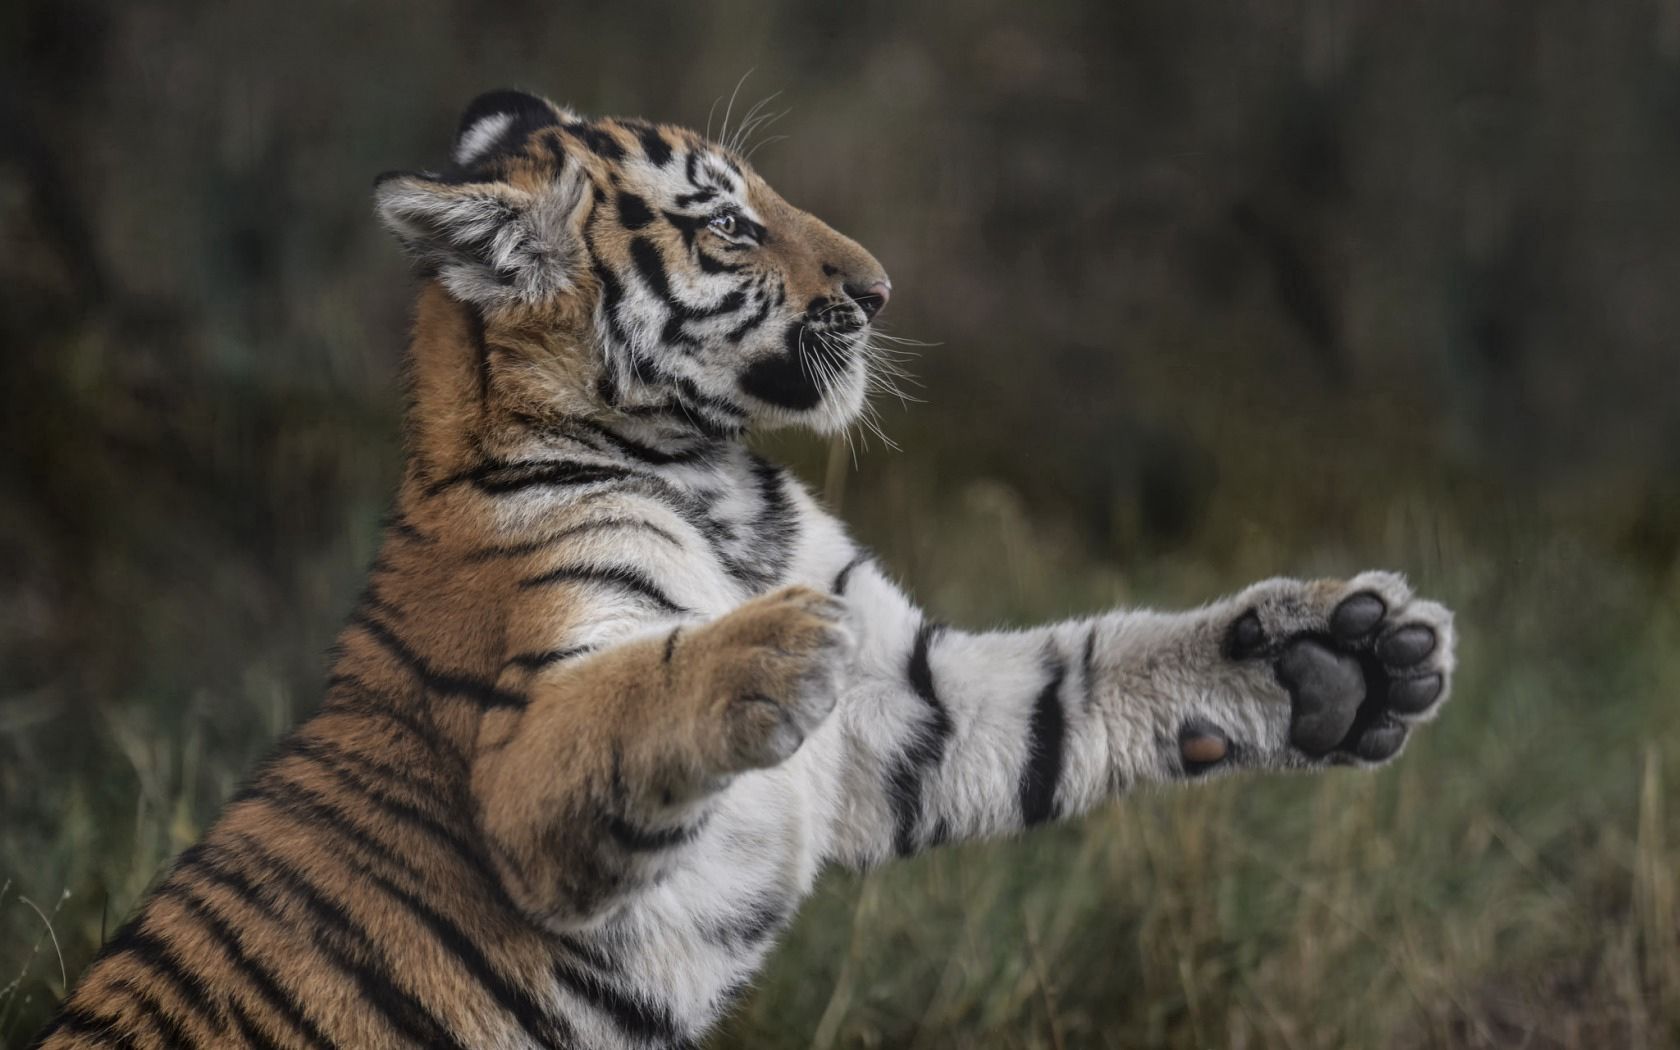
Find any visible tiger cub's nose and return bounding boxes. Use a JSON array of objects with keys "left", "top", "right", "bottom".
[{"left": 843, "top": 280, "right": 891, "bottom": 321}]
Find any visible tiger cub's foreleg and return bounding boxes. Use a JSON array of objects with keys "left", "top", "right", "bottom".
[
  {"left": 471, "top": 585, "right": 850, "bottom": 929},
  {"left": 825, "top": 562, "right": 1456, "bottom": 866}
]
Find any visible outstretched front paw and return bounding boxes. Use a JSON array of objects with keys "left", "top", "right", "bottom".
[
  {"left": 685, "top": 585, "right": 853, "bottom": 774},
  {"left": 1223, "top": 572, "right": 1455, "bottom": 766}
]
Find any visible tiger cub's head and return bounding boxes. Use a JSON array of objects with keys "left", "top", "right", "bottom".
[{"left": 375, "top": 90, "right": 892, "bottom": 437}]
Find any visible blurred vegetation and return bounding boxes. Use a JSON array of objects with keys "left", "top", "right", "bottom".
[{"left": 4, "top": 0, "right": 1679, "bottom": 1046}]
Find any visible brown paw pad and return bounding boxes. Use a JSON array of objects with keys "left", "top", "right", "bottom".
[{"left": 1178, "top": 720, "right": 1233, "bottom": 775}]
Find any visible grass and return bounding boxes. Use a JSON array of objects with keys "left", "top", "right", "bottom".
[
  {"left": 2, "top": 418, "right": 1678, "bottom": 1048},
  {"left": 708, "top": 461, "right": 1680, "bottom": 1048}
]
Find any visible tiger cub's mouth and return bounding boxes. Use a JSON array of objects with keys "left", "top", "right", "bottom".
[{"left": 738, "top": 305, "right": 870, "bottom": 417}]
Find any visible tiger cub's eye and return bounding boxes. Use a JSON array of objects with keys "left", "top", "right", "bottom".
[{"left": 708, "top": 213, "right": 739, "bottom": 238}]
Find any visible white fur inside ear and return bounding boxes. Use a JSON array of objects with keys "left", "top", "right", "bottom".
[
  {"left": 455, "top": 112, "right": 514, "bottom": 166},
  {"left": 375, "top": 171, "right": 588, "bottom": 308}
]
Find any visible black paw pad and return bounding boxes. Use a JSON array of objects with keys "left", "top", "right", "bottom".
[
  {"left": 1227, "top": 610, "right": 1266, "bottom": 659},
  {"left": 1352, "top": 716, "right": 1408, "bottom": 762},
  {"left": 1330, "top": 592, "right": 1386, "bottom": 640},
  {"left": 1178, "top": 719, "right": 1232, "bottom": 776},
  {"left": 1279, "top": 638, "right": 1367, "bottom": 755},
  {"left": 1377, "top": 626, "right": 1436, "bottom": 667},
  {"left": 1386, "top": 673, "right": 1443, "bottom": 714}
]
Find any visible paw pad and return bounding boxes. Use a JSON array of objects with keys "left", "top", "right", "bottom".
[
  {"left": 1329, "top": 592, "right": 1385, "bottom": 639},
  {"left": 1278, "top": 638, "right": 1367, "bottom": 754},
  {"left": 1387, "top": 672, "right": 1443, "bottom": 714},
  {"left": 1228, "top": 611, "right": 1267, "bottom": 659},
  {"left": 1377, "top": 625, "right": 1436, "bottom": 666},
  {"left": 1228, "top": 576, "right": 1455, "bottom": 766},
  {"left": 1178, "top": 720, "right": 1232, "bottom": 774}
]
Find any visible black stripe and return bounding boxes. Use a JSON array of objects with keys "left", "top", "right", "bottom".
[
  {"left": 466, "top": 516, "right": 684, "bottom": 562},
  {"left": 551, "top": 955, "right": 685, "bottom": 1045},
  {"left": 474, "top": 461, "right": 636, "bottom": 494},
  {"left": 231, "top": 773, "right": 523, "bottom": 921},
  {"left": 384, "top": 512, "right": 432, "bottom": 544},
  {"left": 578, "top": 420, "right": 714, "bottom": 467},
  {"left": 1020, "top": 651, "right": 1068, "bottom": 827},
  {"left": 696, "top": 249, "right": 745, "bottom": 274},
  {"left": 120, "top": 977, "right": 206, "bottom": 1049},
  {"left": 908, "top": 622, "right": 945, "bottom": 709},
  {"left": 567, "top": 121, "right": 626, "bottom": 160},
  {"left": 465, "top": 303, "right": 493, "bottom": 411},
  {"left": 686, "top": 288, "right": 748, "bottom": 322},
  {"left": 605, "top": 812, "right": 705, "bottom": 852},
  {"left": 322, "top": 674, "right": 469, "bottom": 773},
  {"left": 832, "top": 554, "right": 868, "bottom": 594},
  {"left": 96, "top": 923, "right": 226, "bottom": 1036},
  {"left": 629, "top": 235, "right": 677, "bottom": 300},
  {"left": 145, "top": 889, "right": 338, "bottom": 1050},
  {"left": 223, "top": 994, "right": 289, "bottom": 1050},
  {"left": 357, "top": 579, "right": 405, "bottom": 624},
  {"left": 231, "top": 778, "right": 415, "bottom": 879},
  {"left": 725, "top": 294, "right": 772, "bottom": 342},
  {"left": 355, "top": 864, "right": 570, "bottom": 1047},
  {"left": 504, "top": 646, "right": 594, "bottom": 671},
  {"left": 630, "top": 237, "right": 748, "bottom": 335},
  {"left": 37, "top": 1005, "right": 143, "bottom": 1050},
  {"left": 228, "top": 788, "right": 570, "bottom": 1048},
  {"left": 603, "top": 747, "right": 705, "bottom": 852},
  {"left": 178, "top": 843, "right": 473, "bottom": 1050},
  {"left": 670, "top": 375, "right": 748, "bottom": 429},
  {"left": 519, "top": 563, "right": 688, "bottom": 614},
  {"left": 673, "top": 187, "right": 716, "bottom": 208},
  {"left": 700, "top": 891, "right": 790, "bottom": 949},
  {"left": 554, "top": 931, "right": 622, "bottom": 975},
  {"left": 466, "top": 459, "right": 639, "bottom": 497},
  {"left": 282, "top": 732, "right": 447, "bottom": 798},
  {"left": 663, "top": 627, "right": 681, "bottom": 664},
  {"left": 588, "top": 241, "right": 636, "bottom": 351},
  {"left": 734, "top": 215, "right": 767, "bottom": 244},
  {"left": 888, "top": 622, "right": 954, "bottom": 856},
  {"left": 745, "top": 455, "right": 798, "bottom": 587},
  {"left": 489, "top": 472, "right": 726, "bottom": 584},
  {"left": 596, "top": 369, "right": 622, "bottom": 407},
  {"left": 274, "top": 737, "right": 481, "bottom": 863},
  {"left": 661, "top": 208, "right": 707, "bottom": 251},
  {"left": 626, "top": 120, "right": 673, "bottom": 166},
  {"left": 424, "top": 455, "right": 637, "bottom": 498},
  {"left": 1082, "top": 625, "right": 1099, "bottom": 713},
  {"left": 617, "top": 192, "right": 654, "bottom": 230},
  {"left": 349, "top": 611, "right": 526, "bottom": 709}
]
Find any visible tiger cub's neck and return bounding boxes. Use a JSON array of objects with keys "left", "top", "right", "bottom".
[{"left": 399, "top": 283, "right": 735, "bottom": 494}]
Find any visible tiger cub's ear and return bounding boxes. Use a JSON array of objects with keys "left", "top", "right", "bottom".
[
  {"left": 452, "top": 89, "right": 564, "bottom": 169},
  {"left": 374, "top": 91, "right": 585, "bottom": 308}
]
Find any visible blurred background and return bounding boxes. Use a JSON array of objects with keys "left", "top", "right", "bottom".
[{"left": 3, "top": 1, "right": 1679, "bottom": 1046}]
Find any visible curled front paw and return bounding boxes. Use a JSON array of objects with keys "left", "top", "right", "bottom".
[
  {"left": 1225, "top": 571, "right": 1456, "bottom": 766},
  {"left": 686, "top": 585, "right": 853, "bottom": 774}
]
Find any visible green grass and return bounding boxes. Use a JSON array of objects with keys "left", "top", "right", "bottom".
[
  {"left": 3, "top": 434, "right": 1678, "bottom": 1049},
  {"left": 706, "top": 466, "right": 1680, "bottom": 1048}
]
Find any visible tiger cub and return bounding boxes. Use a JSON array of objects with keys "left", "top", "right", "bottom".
[{"left": 34, "top": 90, "right": 1457, "bottom": 1049}]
